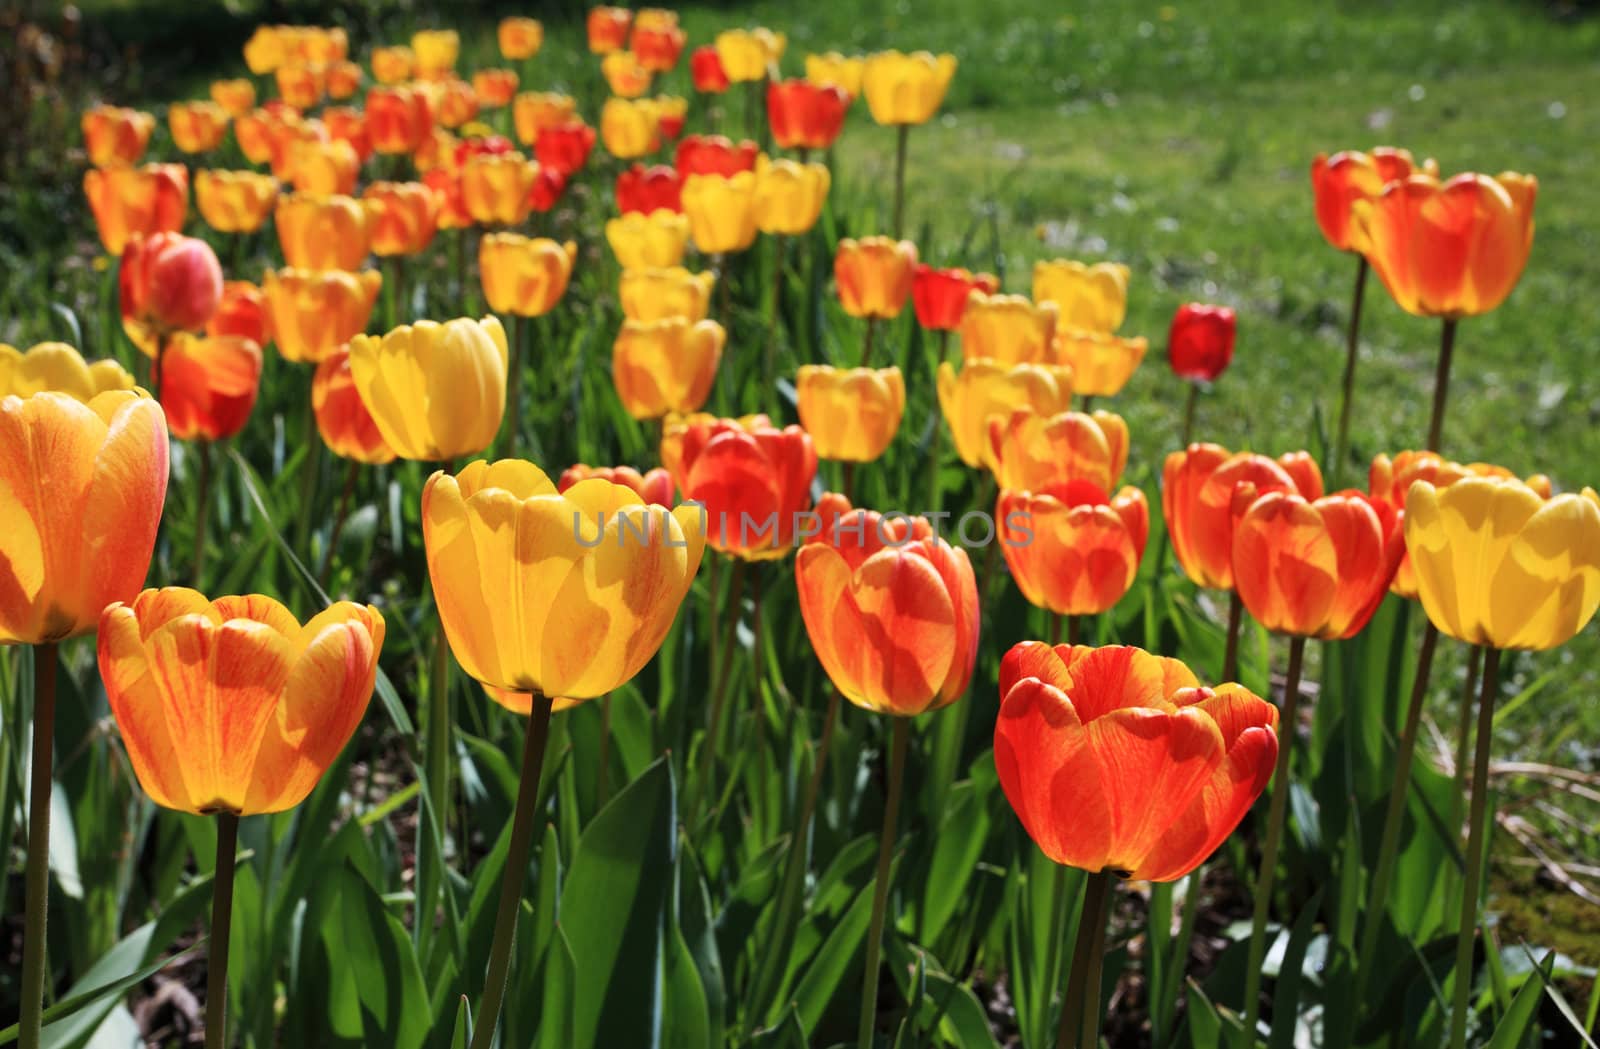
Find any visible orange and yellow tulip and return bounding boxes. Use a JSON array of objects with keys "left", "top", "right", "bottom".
[
  {"left": 275, "top": 63, "right": 325, "bottom": 110},
  {"left": 986, "top": 408, "right": 1128, "bottom": 494},
  {"left": 753, "top": 158, "right": 830, "bottom": 235},
  {"left": 168, "top": 101, "right": 229, "bottom": 154},
  {"left": 959, "top": 293, "right": 1059, "bottom": 366},
  {"left": 606, "top": 209, "right": 690, "bottom": 269},
  {"left": 84, "top": 163, "right": 188, "bottom": 256},
  {"left": 290, "top": 138, "right": 360, "bottom": 195},
  {"left": 276, "top": 192, "right": 370, "bottom": 271},
  {"left": 431, "top": 77, "right": 480, "bottom": 129},
  {"left": 210, "top": 79, "right": 256, "bottom": 118},
  {"left": 232, "top": 104, "right": 298, "bottom": 165},
  {"left": 611, "top": 318, "right": 726, "bottom": 419},
  {"left": 362, "top": 181, "right": 440, "bottom": 256},
  {"left": 796, "top": 365, "right": 904, "bottom": 462},
  {"left": 460, "top": 151, "right": 538, "bottom": 226},
  {"left": 862, "top": 51, "right": 957, "bottom": 126},
  {"left": 263, "top": 267, "right": 381, "bottom": 364},
  {"left": 499, "top": 17, "right": 544, "bottom": 60},
  {"left": 1032, "top": 259, "right": 1130, "bottom": 335},
  {"left": 936, "top": 359, "right": 1075, "bottom": 469},
  {"left": 715, "top": 28, "right": 785, "bottom": 83},
  {"left": 1311, "top": 147, "right": 1434, "bottom": 254},
  {"left": 835, "top": 236, "right": 917, "bottom": 319},
  {"left": 194, "top": 169, "right": 277, "bottom": 234},
  {"left": 473, "top": 68, "right": 520, "bottom": 109},
  {"left": 366, "top": 84, "right": 434, "bottom": 155},
  {"left": 82, "top": 104, "right": 155, "bottom": 167},
  {"left": 1050, "top": 331, "right": 1147, "bottom": 397},
  {"left": 618, "top": 267, "right": 715, "bottom": 323},
  {"left": 313, "top": 346, "right": 396, "bottom": 464},
  {"left": 600, "top": 97, "right": 663, "bottom": 159},
  {"left": 558, "top": 463, "right": 674, "bottom": 506},
  {"left": 805, "top": 52, "right": 865, "bottom": 98},
  {"left": 999, "top": 482, "right": 1149, "bottom": 615},
  {"left": 322, "top": 106, "right": 373, "bottom": 161},
  {"left": 513, "top": 91, "right": 578, "bottom": 145},
  {"left": 370, "top": 45, "right": 414, "bottom": 85},
  {"left": 157, "top": 334, "right": 263, "bottom": 442},
  {"left": 602, "top": 51, "right": 653, "bottom": 98},
  {"left": 325, "top": 60, "right": 362, "bottom": 100},
  {"left": 207, "top": 281, "right": 271, "bottom": 347},
  {"left": 411, "top": 29, "right": 460, "bottom": 80},
  {"left": 664, "top": 414, "right": 817, "bottom": 560},
  {"left": 349, "top": 316, "right": 508, "bottom": 461},
  {"left": 682, "top": 171, "right": 758, "bottom": 254},
  {"left": 587, "top": 6, "right": 633, "bottom": 54},
  {"left": 0, "top": 343, "right": 133, "bottom": 402},
  {"left": 479, "top": 235, "right": 577, "bottom": 317}
]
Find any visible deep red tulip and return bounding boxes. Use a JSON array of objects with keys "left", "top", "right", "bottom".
[
  {"left": 911, "top": 264, "right": 1000, "bottom": 331},
  {"left": 1167, "top": 303, "right": 1237, "bottom": 383},
  {"left": 528, "top": 166, "right": 568, "bottom": 213},
  {"left": 690, "top": 46, "right": 731, "bottom": 94},
  {"left": 535, "top": 120, "right": 597, "bottom": 176},
  {"left": 767, "top": 79, "right": 850, "bottom": 151},
  {"left": 616, "top": 164, "right": 684, "bottom": 214},
  {"left": 674, "top": 133, "right": 760, "bottom": 178}
]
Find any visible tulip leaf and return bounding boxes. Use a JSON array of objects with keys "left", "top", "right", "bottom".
[
  {"left": 1268, "top": 886, "right": 1325, "bottom": 1049},
  {"left": 1486, "top": 949, "right": 1553, "bottom": 1049},
  {"left": 918, "top": 777, "right": 992, "bottom": 946},
  {"left": 450, "top": 996, "right": 472, "bottom": 1049},
  {"left": 884, "top": 938, "right": 1001, "bottom": 1049}
]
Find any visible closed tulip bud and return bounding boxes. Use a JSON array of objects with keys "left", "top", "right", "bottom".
[
  {"left": 371, "top": 45, "right": 415, "bottom": 85},
  {"left": 362, "top": 181, "right": 440, "bottom": 257},
  {"left": 194, "top": 169, "right": 277, "bottom": 234},
  {"left": 499, "top": 17, "right": 544, "bottom": 60},
  {"left": 1051, "top": 330, "right": 1147, "bottom": 397},
  {"left": 412, "top": 29, "right": 460, "bottom": 80},
  {"left": 82, "top": 104, "right": 155, "bottom": 167},
  {"left": 473, "top": 69, "right": 519, "bottom": 109},
  {"left": 243, "top": 25, "right": 287, "bottom": 75},
  {"left": 767, "top": 80, "right": 850, "bottom": 151},
  {"left": 349, "top": 316, "right": 508, "bottom": 461},
  {"left": 936, "top": 359, "right": 1075, "bottom": 469},
  {"left": 616, "top": 163, "right": 683, "bottom": 214},
  {"left": 863, "top": 50, "right": 957, "bottom": 126},
  {"left": 715, "top": 28, "right": 785, "bottom": 83},
  {"left": 1162, "top": 443, "right": 1325, "bottom": 591},
  {"left": 805, "top": 52, "right": 866, "bottom": 98},
  {"left": 276, "top": 192, "right": 371, "bottom": 271},
  {"left": 600, "top": 97, "right": 663, "bottom": 159},
  {"left": 665, "top": 414, "right": 816, "bottom": 560},
  {"left": 1167, "top": 303, "right": 1236, "bottom": 383},
  {"left": 232, "top": 105, "right": 297, "bottom": 165},
  {"left": 619, "top": 267, "right": 714, "bottom": 322},
  {"left": 210, "top": 79, "right": 256, "bottom": 118},
  {"left": 960, "top": 293, "right": 1059, "bottom": 366},
  {"left": 290, "top": 138, "right": 360, "bottom": 195},
  {"left": 911, "top": 265, "right": 998, "bottom": 332},
  {"left": 796, "top": 365, "right": 904, "bottom": 462},
  {"left": 987, "top": 408, "right": 1129, "bottom": 494},
  {"left": 1311, "top": 147, "right": 1434, "bottom": 254},
  {"left": 559, "top": 464, "right": 675, "bottom": 506},
  {"left": 120, "top": 232, "right": 222, "bottom": 345},
  {"left": 535, "top": 120, "right": 597, "bottom": 176},
  {"left": 366, "top": 85, "right": 434, "bottom": 155},
  {"left": 263, "top": 267, "right": 382, "bottom": 364},
  {"left": 632, "top": 12, "right": 686, "bottom": 72},
  {"left": 157, "top": 333, "right": 263, "bottom": 442},
  {"left": 0, "top": 342, "right": 134, "bottom": 402},
  {"left": 996, "top": 643, "right": 1278, "bottom": 881},
  {"left": 479, "top": 235, "right": 577, "bottom": 317},
  {"left": 835, "top": 236, "right": 917, "bottom": 319},
  {"left": 588, "top": 6, "right": 633, "bottom": 54},
  {"left": 753, "top": 158, "right": 829, "bottom": 235},
  {"left": 654, "top": 95, "right": 689, "bottom": 140},
  {"left": 674, "top": 133, "right": 760, "bottom": 177},
  {"left": 1405, "top": 476, "right": 1600, "bottom": 651},
  {"left": 207, "top": 281, "right": 272, "bottom": 347},
  {"left": 611, "top": 317, "right": 725, "bottom": 419},
  {"left": 99, "top": 590, "right": 383, "bottom": 815},
  {"left": 459, "top": 151, "right": 538, "bottom": 226},
  {"left": 0, "top": 391, "right": 169, "bottom": 644},
  {"left": 1031, "top": 259, "right": 1130, "bottom": 335},
  {"left": 682, "top": 171, "right": 758, "bottom": 254},
  {"left": 999, "top": 482, "right": 1149, "bottom": 615},
  {"left": 275, "top": 63, "right": 326, "bottom": 110},
  {"left": 84, "top": 163, "right": 188, "bottom": 256},
  {"left": 168, "top": 101, "right": 229, "bottom": 154},
  {"left": 797, "top": 494, "right": 978, "bottom": 715},
  {"left": 313, "top": 346, "right": 396, "bottom": 464},
  {"left": 602, "top": 51, "right": 653, "bottom": 98},
  {"left": 690, "top": 47, "right": 731, "bottom": 94},
  {"left": 607, "top": 209, "right": 690, "bottom": 269},
  {"left": 325, "top": 60, "right": 362, "bottom": 100},
  {"left": 433, "top": 77, "right": 480, "bottom": 129},
  {"left": 513, "top": 91, "right": 578, "bottom": 145}
]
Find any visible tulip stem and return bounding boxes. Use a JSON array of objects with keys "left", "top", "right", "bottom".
[
  {"left": 204, "top": 812, "right": 240, "bottom": 1049},
  {"left": 1454, "top": 645, "right": 1482, "bottom": 822},
  {"left": 1241, "top": 634, "right": 1306, "bottom": 1042},
  {"left": 861, "top": 317, "right": 878, "bottom": 369},
  {"left": 1221, "top": 590, "right": 1243, "bottom": 684},
  {"left": 1066, "top": 615, "right": 1081, "bottom": 647},
  {"left": 153, "top": 332, "right": 169, "bottom": 403},
  {"left": 595, "top": 694, "right": 612, "bottom": 808},
  {"left": 766, "top": 235, "right": 786, "bottom": 412},
  {"left": 1058, "top": 868, "right": 1114, "bottom": 1049},
  {"left": 505, "top": 313, "right": 526, "bottom": 457},
  {"left": 1329, "top": 255, "right": 1369, "bottom": 484},
  {"left": 891, "top": 125, "right": 910, "bottom": 241},
  {"left": 857, "top": 716, "right": 910, "bottom": 1049},
  {"left": 471, "top": 692, "right": 555, "bottom": 1049},
  {"left": 193, "top": 440, "right": 212, "bottom": 588},
  {"left": 1357, "top": 619, "right": 1439, "bottom": 1001},
  {"left": 842, "top": 461, "right": 856, "bottom": 506},
  {"left": 19, "top": 642, "right": 57, "bottom": 1049},
  {"left": 697, "top": 559, "right": 747, "bottom": 815},
  {"left": 1448, "top": 646, "right": 1500, "bottom": 1048},
  {"left": 318, "top": 459, "right": 360, "bottom": 592},
  {"left": 1179, "top": 382, "right": 1200, "bottom": 449},
  {"left": 1426, "top": 318, "right": 1458, "bottom": 453}
]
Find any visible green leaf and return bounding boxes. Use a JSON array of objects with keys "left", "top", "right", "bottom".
[
  {"left": 324, "top": 865, "right": 431, "bottom": 1049},
  {"left": 1485, "top": 949, "right": 1552, "bottom": 1049},
  {"left": 918, "top": 777, "right": 992, "bottom": 945},
  {"left": 536, "top": 926, "right": 578, "bottom": 1049},
  {"left": 1267, "top": 887, "right": 1325, "bottom": 1049},
  {"left": 450, "top": 997, "right": 472, "bottom": 1049}
]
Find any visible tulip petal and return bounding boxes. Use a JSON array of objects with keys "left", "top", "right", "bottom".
[
  {"left": 99, "top": 605, "right": 192, "bottom": 811},
  {"left": 994, "top": 675, "right": 1114, "bottom": 871}
]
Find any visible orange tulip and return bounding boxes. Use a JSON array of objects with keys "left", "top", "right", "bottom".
[
  {"left": 605, "top": 209, "right": 690, "bottom": 269},
  {"left": 276, "top": 192, "right": 370, "bottom": 271},
  {"left": 618, "top": 267, "right": 714, "bottom": 322},
  {"left": 194, "top": 169, "right": 278, "bottom": 234},
  {"left": 936, "top": 359, "right": 1075, "bottom": 470},
  {"left": 262, "top": 267, "right": 383, "bottom": 364},
  {"left": 233, "top": 104, "right": 299, "bottom": 165},
  {"left": 473, "top": 68, "right": 520, "bottom": 108},
  {"left": 1050, "top": 330, "right": 1147, "bottom": 397},
  {"left": 795, "top": 365, "right": 905, "bottom": 462},
  {"left": 275, "top": 63, "right": 326, "bottom": 110},
  {"left": 796, "top": 493, "right": 978, "bottom": 715},
  {"left": 411, "top": 29, "right": 461, "bottom": 80},
  {"left": 612, "top": 318, "right": 726, "bottom": 419},
  {"left": 558, "top": 464, "right": 674, "bottom": 506},
  {"left": 210, "top": 79, "right": 257, "bottom": 118},
  {"left": 664, "top": 414, "right": 817, "bottom": 560},
  {"left": 290, "top": 138, "right": 361, "bottom": 195},
  {"left": 986, "top": 408, "right": 1128, "bottom": 494},
  {"left": 262, "top": 119, "right": 329, "bottom": 182},
  {"left": 999, "top": 482, "right": 1149, "bottom": 616},
  {"left": 1310, "top": 147, "right": 1434, "bottom": 254},
  {"left": 207, "top": 281, "right": 271, "bottom": 347},
  {"left": 959, "top": 293, "right": 1059, "bottom": 366},
  {"left": 325, "top": 60, "right": 362, "bottom": 100},
  {"left": 362, "top": 181, "right": 440, "bottom": 256},
  {"left": 84, "top": 163, "right": 188, "bottom": 256},
  {"left": 1162, "top": 444, "right": 1325, "bottom": 591},
  {"left": 366, "top": 85, "right": 434, "bottom": 155},
  {"left": 99, "top": 590, "right": 384, "bottom": 815},
  {"left": 479, "top": 235, "right": 577, "bottom": 317},
  {"left": 513, "top": 91, "right": 578, "bottom": 145},
  {"left": 82, "top": 104, "right": 155, "bottom": 167},
  {"left": 588, "top": 6, "right": 632, "bottom": 53},
  {"left": 119, "top": 232, "right": 222, "bottom": 345},
  {"left": 371, "top": 45, "right": 415, "bottom": 85},
  {"left": 157, "top": 334, "right": 263, "bottom": 442},
  {"left": 995, "top": 643, "right": 1278, "bottom": 882},
  {"left": 243, "top": 25, "right": 286, "bottom": 75},
  {"left": 631, "top": 13, "right": 687, "bottom": 73},
  {"left": 424, "top": 168, "right": 471, "bottom": 230},
  {"left": 461, "top": 151, "right": 538, "bottom": 226},
  {"left": 1353, "top": 172, "right": 1537, "bottom": 318},
  {"left": 499, "top": 17, "right": 544, "bottom": 60},
  {"left": 603, "top": 52, "right": 653, "bottom": 98},
  {"left": 168, "top": 101, "right": 229, "bottom": 154},
  {"left": 312, "top": 346, "right": 396, "bottom": 464},
  {"left": 414, "top": 127, "right": 462, "bottom": 175},
  {"left": 835, "top": 236, "right": 917, "bottom": 319},
  {"left": 433, "top": 77, "right": 480, "bottom": 129}
]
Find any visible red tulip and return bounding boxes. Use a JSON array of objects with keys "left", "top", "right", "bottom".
[
  {"left": 616, "top": 164, "right": 684, "bottom": 214},
  {"left": 206, "top": 280, "right": 272, "bottom": 347},
  {"left": 528, "top": 166, "right": 568, "bottom": 213},
  {"left": 120, "top": 232, "right": 223, "bottom": 341},
  {"left": 675, "top": 133, "right": 759, "bottom": 178},
  {"left": 662, "top": 413, "right": 817, "bottom": 560},
  {"left": 911, "top": 264, "right": 1000, "bottom": 331},
  {"left": 535, "top": 120, "right": 597, "bottom": 176},
  {"left": 1167, "top": 303, "right": 1237, "bottom": 383},
  {"left": 690, "top": 46, "right": 731, "bottom": 94},
  {"left": 558, "top": 464, "right": 675, "bottom": 506},
  {"left": 766, "top": 79, "right": 850, "bottom": 151},
  {"left": 159, "top": 334, "right": 264, "bottom": 442}
]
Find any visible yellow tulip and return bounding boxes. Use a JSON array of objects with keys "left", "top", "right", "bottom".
[
  {"left": 276, "top": 192, "right": 370, "bottom": 271},
  {"left": 619, "top": 267, "right": 715, "bottom": 323},
  {"left": 715, "top": 28, "right": 785, "bottom": 83},
  {"left": 1051, "top": 330, "right": 1147, "bottom": 397},
  {"left": 513, "top": 91, "right": 578, "bottom": 145},
  {"left": 611, "top": 318, "right": 726, "bottom": 419},
  {"left": 460, "top": 152, "right": 539, "bottom": 227},
  {"left": 479, "top": 235, "right": 577, "bottom": 318},
  {"left": 262, "top": 267, "right": 383, "bottom": 364},
  {"left": 682, "top": 171, "right": 758, "bottom": 254},
  {"left": 602, "top": 51, "right": 652, "bottom": 98},
  {"left": 796, "top": 365, "right": 904, "bottom": 462},
  {"left": 0, "top": 343, "right": 134, "bottom": 401},
  {"left": 192, "top": 170, "right": 277, "bottom": 234},
  {"left": 862, "top": 50, "right": 957, "bottom": 126},
  {"left": 753, "top": 158, "right": 830, "bottom": 235},
  {"left": 348, "top": 317, "right": 508, "bottom": 461},
  {"left": 936, "top": 359, "right": 1074, "bottom": 469},
  {"left": 243, "top": 25, "right": 287, "bottom": 74},
  {"left": 606, "top": 210, "right": 690, "bottom": 269},
  {"left": 959, "top": 293, "right": 1059, "bottom": 366},
  {"left": 168, "top": 101, "right": 230, "bottom": 154},
  {"left": 986, "top": 408, "right": 1130, "bottom": 494},
  {"left": 210, "top": 79, "right": 256, "bottom": 118},
  {"left": 411, "top": 29, "right": 460, "bottom": 80},
  {"left": 805, "top": 52, "right": 865, "bottom": 97},
  {"left": 599, "top": 97, "right": 662, "bottom": 159},
  {"left": 370, "top": 45, "right": 415, "bottom": 85},
  {"left": 1031, "top": 259, "right": 1131, "bottom": 335}
]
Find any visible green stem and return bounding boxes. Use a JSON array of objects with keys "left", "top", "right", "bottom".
[
  {"left": 203, "top": 812, "right": 240, "bottom": 1049},
  {"left": 505, "top": 313, "right": 526, "bottom": 458},
  {"left": 696, "top": 559, "right": 747, "bottom": 814},
  {"left": 1241, "top": 634, "right": 1307, "bottom": 1041},
  {"left": 1330, "top": 255, "right": 1369, "bottom": 483},
  {"left": 1454, "top": 645, "right": 1482, "bottom": 821},
  {"left": 1180, "top": 381, "right": 1200, "bottom": 449},
  {"left": 152, "top": 332, "right": 169, "bottom": 403},
  {"left": 595, "top": 694, "right": 612, "bottom": 808},
  {"left": 1426, "top": 318, "right": 1458, "bottom": 453},
  {"left": 766, "top": 235, "right": 786, "bottom": 411},
  {"left": 318, "top": 459, "right": 360, "bottom": 592},
  {"left": 193, "top": 440, "right": 212, "bottom": 588},
  {"left": 861, "top": 317, "right": 878, "bottom": 369},
  {"left": 1449, "top": 646, "right": 1500, "bottom": 1049},
  {"left": 891, "top": 125, "right": 910, "bottom": 241},
  {"left": 1066, "top": 615, "right": 1081, "bottom": 647},
  {"left": 1222, "top": 590, "right": 1243, "bottom": 683},
  {"left": 1057, "top": 868, "right": 1114, "bottom": 1049},
  {"left": 470, "top": 692, "right": 556, "bottom": 1049},
  {"left": 19, "top": 642, "right": 58, "bottom": 1049},
  {"left": 857, "top": 717, "right": 911, "bottom": 1049}
]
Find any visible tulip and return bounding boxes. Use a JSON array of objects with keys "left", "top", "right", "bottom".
[
  {"left": 370, "top": 45, "right": 415, "bottom": 85},
  {"left": 1310, "top": 146, "right": 1433, "bottom": 255},
  {"left": 168, "top": 101, "right": 229, "bottom": 154},
  {"left": 366, "top": 84, "right": 434, "bottom": 155},
  {"left": 324, "top": 108, "right": 368, "bottom": 153},
  {"left": 805, "top": 52, "right": 866, "bottom": 98},
  {"left": 1004, "top": 480, "right": 1148, "bottom": 614},
  {"left": 1167, "top": 303, "right": 1236, "bottom": 384},
  {"left": 84, "top": 163, "right": 188, "bottom": 256},
  {"left": 862, "top": 50, "right": 957, "bottom": 126},
  {"left": 120, "top": 232, "right": 223, "bottom": 349},
  {"left": 265, "top": 120, "right": 329, "bottom": 181},
  {"left": 194, "top": 169, "right": 277, "bottom": 234},
  {"left": 156, "top": 334, "right": 263, "bottom": 442},
  {"left": 715, "top": 28, "right": 785, "bottom": 83},
  {"left": 1050, "top": 331, "right": 1147, "bottom": 397},
  {"left": 559, "top": 464, "right": 674, "bottom": 506},
  {"left": 911, "top": 265, "right": 999, "bottom": 332},
  {"left": 835, "top": 236, "right": 917, "bottom": 319},
  {"left": 434, "top": 78, "right": 481, "bottom": 129},
  {"left": 690, "top": 46, "right": 731, "bottom": 94},
  {"left": 243, "top": 25, "right": 286, "bottom": 74},
  {"left": 675, "top": 133, "right": 760, "bottom": 177},
  {"left": 767, "top": 79, "right": 850, "bottom": 151},
  {"left": 535, "top": 120, "right": 597, "bottom": 176},
  {"left": 528, "top": 166, "right": 568, "bottom": 214},
  {"left": 324, "top": 60, "right": 362, "bottom": 100},
  {"left": 665, "top": 414, "right": 817, "bottom": 559},
  {"left": 262, "top": 267, "right": 382, "bottom": 364},
  {"left": 602, "top": 51, "right": 653, "bottom": 98},
  {"left": 655, "top": 95, "right": 689, "bottom": 140},
  {"left": 987, "top": 408, "right": 1129, "bottom": 494},
  {"left": 752, "top": 158, "right": 830, "bottom": 235},
  {"left": 424, "top": 169, "right": 471, "bottom": 230},
  {"left": 513, "top": 91, "right": 578, "bottom": 145},
  {"left": 412, "top": 29, "right": 460, "bottom": 80},
  {"left": 363, "top": 181, "right": 440, "bottom": 257},
  {"left": 294, "top": 26, "right": 347, "bottom": 64},
  {"left": 276, "top": 192, "right": 371, "bottom": 271},
  {"left": 1031, "top": 259, "right": 1129, "bottom": 335},
  {"left": 935, "top": 359, "right": 1075, "bottom": 469},
  {"left": 959, "top": 292, "right": 1059, "bottom": 366},
  {"left": 210, "top": 79, "right": 256, "bottom": 118},
  {"left": 474, "top": 69, "right": 520, "bottom": 109},
  {"left": 619, "top": 267, "right": 715, "bottom": 323},
  {"left": 606, "top": 209, "right": 690, "bottom": 269},
  {"left": 479, "top": 235, "right": 577, "bottom": 317},
  {"left": 0, "top": 390, "right": 169, "bottom": 644},
  {"left": 232, "top": 104, "right": 298, "bottom": 165},
  {"left": 349, "top": 316, "right": 508, "bottom": 461},
  {"left": 681, "top": 171, "right": 758, "bottom": 254},
  {"left": 616, "top": 163, "right": 683, "bottom": 214},
  {"left": 82, "top": 104, "right": 155, "bottom": 167},
  {"left": 275, "top": 63, "right": 326, "bottom": 110},
  {"left": 289, "top": 138, "right": 361, "bottom": 195},
  {"left": 0, "top": 342, "right": 134, "bottom": 402},
  {"left": 499, "top": 17, "right": 544, "bottom": 60},
  {"left": 632, "top": 11, "right": 686, "bottom": 72},
  {"left": 600, "top": 97, "right": 663, "bottom": 159},
  {"left": 587, "top": 6, "right": 633, "bottom": 54},
  {"left": 416, "top": 128, "right": 464, "bottom": 174},
  {"left": 612, "top": 317, "right": 725, "bottom": 419},
  {"left": 313, "top": 346, "right": 396, "bottom": 464},
  {"left": 206, "top": 281, "right": 271, "bottom": 347},
  {"left": 461, "top": 152, "right": 538, "bottom": 226},
  {"left": 794, "top": 366, "right": 904, "bottom": 463}
]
